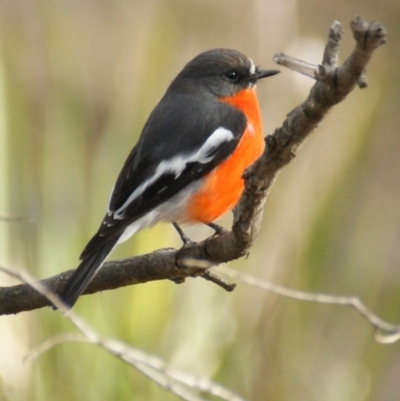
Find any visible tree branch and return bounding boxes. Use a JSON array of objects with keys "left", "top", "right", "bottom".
[
  {"left": 216, "top": 266, "right": 400, "bottom": 344},
  {"left": 5, "top": 266, "right": 247, "bottom": 401},
  {"left": 0, "top": 16, "right": 386, "bottom": 315}
]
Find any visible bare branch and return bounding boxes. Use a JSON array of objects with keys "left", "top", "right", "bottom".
[
  {"left": 5, "top": 266, "right": 247, "bottom": 401},
  {"left": 273, "top": 53, "right": 323, "bottom": 79},
  {"left": 201, "top": 270, "right": 236, "bottom": 292},
  {"left": 0, "top": 17, "right": 386, "bottom": 315},
  {"left": 216, "top": 266, "right": 400, "bottom": 344}
]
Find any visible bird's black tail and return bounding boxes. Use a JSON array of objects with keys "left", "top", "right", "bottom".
[{"left": 59, "top": 236, "right": 120, "bottom": 308}]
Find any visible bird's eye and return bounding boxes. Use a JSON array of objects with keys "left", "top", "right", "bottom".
[{"left": 225, "top": 70, "right": 240, "bottom": 82}]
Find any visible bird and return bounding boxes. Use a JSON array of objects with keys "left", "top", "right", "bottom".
[{"left": 58, "top": 48, "right": 279, "bottom": 308}]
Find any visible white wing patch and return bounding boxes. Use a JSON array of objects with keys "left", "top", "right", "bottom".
[
  {"left": 112, "top": 127, "right": 234, "bottom": 219},
  {"left": 185, "top": 126, "right": 234, "bottom": 171}
]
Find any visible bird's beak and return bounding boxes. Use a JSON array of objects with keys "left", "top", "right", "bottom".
[{"left": 252, "top": 69, "right": 280, "bottom": 81}]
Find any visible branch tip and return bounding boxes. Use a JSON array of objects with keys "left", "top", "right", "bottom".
[
  {"left": 351, "top": 16, "right": 387, "bottom": 50},
  {"left": 272, "top": 53, "right": 320, "bottom": 80},
  {"left": 322, "top": 21, "right": 342, "bottom": 67},
  {"left": 357, "top": 71, "right": 368, "bottom": 88}
]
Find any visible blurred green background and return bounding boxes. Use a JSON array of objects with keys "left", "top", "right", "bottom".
[{"left": 1, "top": 1, "right": 400, "bottom": 400}]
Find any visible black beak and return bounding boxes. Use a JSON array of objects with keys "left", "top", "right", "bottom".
[{"left": 251, "top": 69, "right": 280, "bottom": 82}]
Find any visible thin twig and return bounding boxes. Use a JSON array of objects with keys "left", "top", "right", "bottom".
[
  {"left": 216, "top": 266, "right": 400, "bottom": 344},
  {"left": 1, "top": 265, "right": 247, "bottom": 401},
  {"left": 201, "top": 270, "right": 236, "bottom": 292},
  {"left": 273, "top": 53, "right": 323, "bottom": 79}
]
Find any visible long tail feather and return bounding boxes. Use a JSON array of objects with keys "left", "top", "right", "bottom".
[{"left": 59, "top": 236, "right": 120, "bottom": 308}]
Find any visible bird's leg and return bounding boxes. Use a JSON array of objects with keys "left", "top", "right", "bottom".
[
  {"left": 206, "top": 222, "right": 228, "bottom": 236},
  {"left": 172, "top": 222, "right": 193, "bottom": 246},
  {"left": 172, "top": 223, "right": 236, "bottom": 292}
]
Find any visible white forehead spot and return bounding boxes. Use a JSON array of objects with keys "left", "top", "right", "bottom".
[{"left": 249, "top": 59, "right": 256, "bottom": 75}]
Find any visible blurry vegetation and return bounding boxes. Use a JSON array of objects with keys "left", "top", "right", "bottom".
[{"left": 0, "top": 1, "right": 400, "bottom": 401}]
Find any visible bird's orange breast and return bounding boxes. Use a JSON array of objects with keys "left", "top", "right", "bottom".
[{"left": 187, "top": 87, "right": 265, "bottom": 223}]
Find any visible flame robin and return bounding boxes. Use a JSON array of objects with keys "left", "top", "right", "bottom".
[{"left": 59, "top": 48, "right": 279, "bottom": 307}]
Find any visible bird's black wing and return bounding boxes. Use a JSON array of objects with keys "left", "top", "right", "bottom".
[{"left": 80, "top": 91, "right": 246, "bottom": 259}]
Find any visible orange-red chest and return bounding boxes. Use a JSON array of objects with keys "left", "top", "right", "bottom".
[{"left": 187, "top": 87, "right": 265, "bottom": 223}]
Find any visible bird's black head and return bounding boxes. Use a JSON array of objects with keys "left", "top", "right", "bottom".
[{"left": 170, "top": 48, "right": 279, "bottom": 97}]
